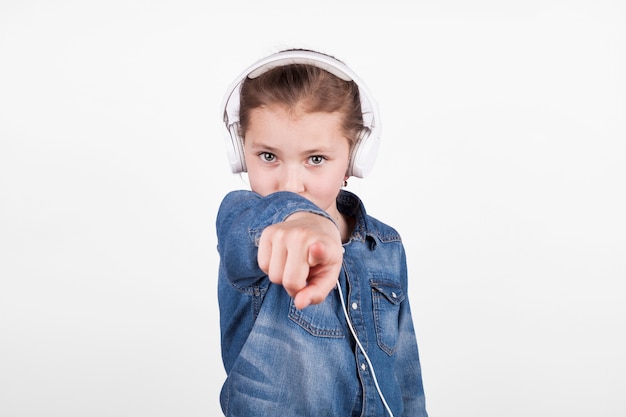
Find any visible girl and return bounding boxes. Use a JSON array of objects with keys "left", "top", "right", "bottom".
[{"left": 217, "top": 49, "right": 428, "bottom": 417}]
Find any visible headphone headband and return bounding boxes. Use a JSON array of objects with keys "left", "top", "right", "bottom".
[{"left": 221, "top": 49, "right": 382, "bottom": 177}]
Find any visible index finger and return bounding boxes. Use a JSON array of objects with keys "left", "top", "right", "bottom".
[{"left": 292, "top": 242, "right": 343, "bottom": 309}]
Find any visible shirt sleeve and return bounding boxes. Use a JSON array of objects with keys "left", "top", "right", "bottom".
[
  {"left": 394, "top": 246, "right": 429, "bottom": 416},
  {"left": 216, "top": 190, "right": 335, "bottom": 288}
]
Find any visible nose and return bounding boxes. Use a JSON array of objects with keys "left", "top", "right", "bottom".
[{"left": 280, "top": 165, "right": 305, "bottom": 193}]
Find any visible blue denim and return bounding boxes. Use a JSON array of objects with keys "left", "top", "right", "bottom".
[{"left": 217, "top": 189, "right": 428, "bottom": 417}]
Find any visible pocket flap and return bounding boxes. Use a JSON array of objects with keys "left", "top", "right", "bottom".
[{"left": 370, "top": 280, "right": 405, "bottom": 305}]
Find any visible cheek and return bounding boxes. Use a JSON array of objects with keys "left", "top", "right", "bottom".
[
  {"left": 246, "top": 167, "right": 273, "bottom": 196},
  {"left": 313, "top": 173, "right": 343, "bottom": 197}
]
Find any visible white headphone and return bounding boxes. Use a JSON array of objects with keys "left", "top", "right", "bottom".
[{"left": 221, "top": 49, "right": 382, "bottom": 178}]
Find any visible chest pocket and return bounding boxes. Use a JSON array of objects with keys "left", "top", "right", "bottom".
[
  {"left": 288, "top": 290, "right": 345, "bottom": 338},
  {"left": 371, "top": 280, "right": 405, "bottom": 355}
]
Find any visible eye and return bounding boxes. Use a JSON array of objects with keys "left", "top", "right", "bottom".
[
  {"left": 308, "top": 155, "right": 326, "bottom": 166},
  {"left": 259, "top": 152, "right": 276, "bottom": 162}
]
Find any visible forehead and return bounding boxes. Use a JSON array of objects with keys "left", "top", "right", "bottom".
[
  {"left": 248, "top": 104, "right": 344, "bottom": 132},
  {"left": 245, "top": 105, "right": 350, "bottom": 149}
]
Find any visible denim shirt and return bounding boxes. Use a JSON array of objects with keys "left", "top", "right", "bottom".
[{"left": 217, "top": 189, "right": 428, "bottom": 417}]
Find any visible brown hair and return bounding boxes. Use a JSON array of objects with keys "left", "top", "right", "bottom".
[{"left": 238, "top": 63, "right": 364, "bottom": 149}]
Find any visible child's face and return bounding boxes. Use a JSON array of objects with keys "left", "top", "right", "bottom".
[{"left": 244, "top": 104, "right": 350, "bottom": 216}]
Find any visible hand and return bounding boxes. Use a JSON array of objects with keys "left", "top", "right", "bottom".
[{"left": 257, "top": 212, "right": 344, "bottom": 310}]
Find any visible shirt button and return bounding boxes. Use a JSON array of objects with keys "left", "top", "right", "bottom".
[
  {"left": 391, "top": 292, "right": 397, "bottom": 299},
  {"left": 361, "top": 363, "right": 367, "bottom": 371},
  {"left": 351, "top": 302, "right": 358, "bottom": 310}
]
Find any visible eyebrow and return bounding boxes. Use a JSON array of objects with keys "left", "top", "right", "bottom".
[
  {"left": 247, "top": 142, "right": 279, "bottom": 152},
  {"left": 248, "top": 141, "right": 332, "bottom": 155}
]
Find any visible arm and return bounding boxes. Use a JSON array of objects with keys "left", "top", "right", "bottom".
[
  {"left": 394, "top": 247, "right": 428, "bottom": 416},
  {"left": 395, "top": 298, "right": 428, "bottom": 416},
  {"left": 217, "top": 190, "right": 343, "bottom": 308}
]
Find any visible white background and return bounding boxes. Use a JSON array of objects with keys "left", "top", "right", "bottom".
[{"left": 1, "top": 1, "right": 625, "bottom": 416}]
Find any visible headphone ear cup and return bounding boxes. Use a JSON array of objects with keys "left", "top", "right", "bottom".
[
  {"left": 224, "top": 123, "right": 247, "bottom": 173},
  {"left": 349, "top": 128, "right": 380, "bottom": 178}
]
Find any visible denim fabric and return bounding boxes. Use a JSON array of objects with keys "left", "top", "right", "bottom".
[{"left": 217, "top": 190, "right": 428, "bottom": 417}]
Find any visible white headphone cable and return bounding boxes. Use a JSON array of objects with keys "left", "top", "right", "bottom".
[{"left": 336, "top": 280, "right": 394, "bottom": 417}]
